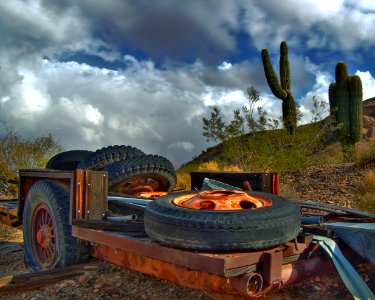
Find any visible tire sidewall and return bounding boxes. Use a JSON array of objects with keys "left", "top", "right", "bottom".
[
  {"left": 146, "top": 191, "right": 295, "bottom": 226},
  {"left": 144, "top": 191, "right": 301, "bottom": 251},
  {"left": 23, "top": 181, "right": 72, "bottom": 271}
]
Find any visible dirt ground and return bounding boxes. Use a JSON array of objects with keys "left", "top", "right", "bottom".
[
  {"left": 0, "top": 162, "right": 374, "bottom": 299},
  {"left": 1, "top": 220, "right": 374, "bottom": 299}
]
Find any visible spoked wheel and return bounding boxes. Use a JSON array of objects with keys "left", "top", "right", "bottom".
[
  {"left": 144, "top": 190, "right": 301, "bottom": 251},
  {"left": 30, "top": 203, "right": 58, "bottom": 269},
  {"left": 23, "top": 180, "right": 89, "bottom": 271}
]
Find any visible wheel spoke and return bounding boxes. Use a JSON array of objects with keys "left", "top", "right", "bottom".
[
  {"left": 41, "top": 246, "right": 47, "bottom": 260},
  {"left": 46, "top": 244, "right": 53, "bottom": 259}
]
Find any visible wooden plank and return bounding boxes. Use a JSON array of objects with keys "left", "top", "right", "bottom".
[
  {"left": 0, "top": 201, "right": 18, "bottom": 217},
  {"left": 0, "top": 264, "right": 98, "bottom": 295},
  {"left": 86, "top": 170, "right": 108, "bottom": 220}
]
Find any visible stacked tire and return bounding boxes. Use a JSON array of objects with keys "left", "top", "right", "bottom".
[{"left": 45, "top": 145, "right": 177, "bottom": 193}]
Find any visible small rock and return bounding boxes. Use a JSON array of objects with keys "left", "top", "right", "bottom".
[
  {"left": 319, "top": 283, "right": 327, "bottom": 292},
  {"left": 93, "top": 281, "right": 102, "bottom": 289},
  {"left": 59, "top": 279, "right": 75, "bottom": 289},
  {"left": 78, "top": 274, "right": 89, "bottom": 283},
  {"left": 366, "top": 127, "right": 374, "bottom": 138}
]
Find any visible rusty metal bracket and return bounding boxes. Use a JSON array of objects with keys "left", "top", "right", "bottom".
[{"left": 262, "top": 251, "right": 283, "bottom": 285}]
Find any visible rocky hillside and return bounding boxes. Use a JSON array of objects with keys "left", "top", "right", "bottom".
[
  {"left": 188, "top": 98, "right": 375, "bottom": 166},
  {"left": 364, "top": 97, "right": 375, "bottom": 117},
  {"left": 280, "top": 161, "right": 373, "bottom": 207}
]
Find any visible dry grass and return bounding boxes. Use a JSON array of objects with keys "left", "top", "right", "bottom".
[
  {"left": 356, "top": 140, "right": 375, "bottom": 162},
  {"left": 353, "top": 171, "right": 375, "bottom": 213},
  {"left": 175, "top": 171, "right": 191, "bottom": 191},
  {"left": 198, "top": 161, "right": 220, "bottom": 171},
  {"left": 223, "top": 165, "right": 242, "bottom": 172},
  {"left": 176, "top": 161, "right": 242, "bottom": 190}
]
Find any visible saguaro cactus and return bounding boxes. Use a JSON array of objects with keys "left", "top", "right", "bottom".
[
  {"left": 261, "top": 41, "right": 297, "bottom": 135},
  {"left": 328, "top": 61, "right": 363, "bottom": 142}
]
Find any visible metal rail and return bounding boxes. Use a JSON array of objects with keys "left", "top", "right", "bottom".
[{"left": 107, "top": 196, "right": 150, "bottom": 207}]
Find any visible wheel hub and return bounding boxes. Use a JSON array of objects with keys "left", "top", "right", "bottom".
[
  {"left": 172, "top": 190, "right": 272, "bottom": 210},
  {"left": 36, "top": 228, "right": 45, "bottom": 245},
  {"left": 36, "top": 226, "right": 53, "bottom": 247}
]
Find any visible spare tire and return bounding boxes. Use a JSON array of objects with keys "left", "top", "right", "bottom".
[
  {"left": 103, "top": 154, "right": 177, "bottom": 194},
  {"left": 144, "top": 190, "right": 301, "bottom": 251},
  {"left": 78, "top": 145, "right": 145, "bottom": 170},
  {"left": 46, "top": 150, "right": 92, "bottom": 170}
]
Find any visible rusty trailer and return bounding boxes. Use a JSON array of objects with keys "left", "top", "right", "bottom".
[{"left": 0, "top": 169, "right": 373, "bottom": 298}]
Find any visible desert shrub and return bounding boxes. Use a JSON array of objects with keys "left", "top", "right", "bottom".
[
  {"left": 223, "top": 165, "right": 242, "bottom": 172},
  {"left": 353, "top": 171, "right": 375, "bottom": 213},
  {"left": 355, "top": 141, "right": 375, "bottom": 163},
  {"left": 0, "top": 131, "right": 62, "bottom": 197},
  {"left": 175, "top": 171, "right": 191, "bottom": 191}
]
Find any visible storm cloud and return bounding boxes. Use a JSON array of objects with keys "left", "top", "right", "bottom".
[{"left": 0, "top": 0, "right": 375, "bottom": 165}]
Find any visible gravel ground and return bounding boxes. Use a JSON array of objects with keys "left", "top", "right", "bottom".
[{"left": 0, "top": 162, "right": 374, "bottom": 299}]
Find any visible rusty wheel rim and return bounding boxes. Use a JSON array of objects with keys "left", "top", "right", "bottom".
[
  {"left": 31, "top": 203, "right": 58, "bottom": 269},
  {"left": 113, "top": 175, "right": 167, "bottom": 195},
  {"left": 172, "top": 190, "right": 272, "bottom": 210},
  {"left": 137, "top": 191, "right": 168, "bottom": 199}
]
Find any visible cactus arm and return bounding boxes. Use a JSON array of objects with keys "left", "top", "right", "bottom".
[
  {"left": 279, "top": 41, "right": 291, "bottom": 91},
  {"left": 349, "top": 75, "right": 363, "bottom": 142},
  {"left": 261, "top": 49, "right": 288, "bottom": 100},
  {"left": 335, "top": 61, "right": 348, "bottom": 84},
  {"left": 261, "top": 41, "right": 297, "bottom": 135}
]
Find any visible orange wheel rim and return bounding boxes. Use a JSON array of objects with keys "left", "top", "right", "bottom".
[
  {"left": 172, "top": 190, "right": 272, "bottom": 210},
  {"left": 137, "top": 191, "right": 168, "bottom": 199}
]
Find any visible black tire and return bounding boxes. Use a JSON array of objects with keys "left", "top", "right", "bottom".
[
  {"left": 77, "top": 145, "right": 145, "bottom": 170},
  {"left": 23, "top": 180, "right": 89, "bottom": 271},
  {"left": 103, "top": 154, "right": 177, "bottom": 193},
  {"left": 46, "top": 150, "right": 92, "bottom": 170},
  {"left": 144, "top": 191, "right": 301, "bottom": 251}
]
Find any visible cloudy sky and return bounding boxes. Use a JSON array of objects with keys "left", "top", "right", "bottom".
[{"left": 1, "top": 0, "right": 375, "bottom": 165}]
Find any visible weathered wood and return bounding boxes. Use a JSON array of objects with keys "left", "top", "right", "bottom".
[
  {"left": 0, "top": 264, "right": 98, "bottom": 295},
  {"left": 85, "top": 170, "right": 108, "bottom": 220}
]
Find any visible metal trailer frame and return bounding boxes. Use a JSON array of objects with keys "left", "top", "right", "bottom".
[{"left": 0, "top": 168, "right": 368, "bottom": 298}]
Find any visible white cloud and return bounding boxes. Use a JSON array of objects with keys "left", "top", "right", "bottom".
[
  {"left": 167, "top": 141, "right": 195, "bottom": 152},
  {"left": 355, "top": 70, "right": 375, "bottom": 100},
  {"left": 203, "top": 90, "right": 247, "bottom": 107},
  {"left": 299, "top": 69, "right": 332, "bottom": 123},
  {"left": 0, "top": 57, "right": 210, "bottom": 163},
  {"left": 218, "top": 62, "right": 232, "bottom": 71}
]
